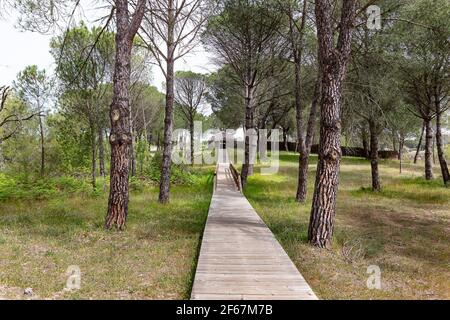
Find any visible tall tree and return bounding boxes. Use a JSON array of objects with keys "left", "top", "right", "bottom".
[
  {"left": 307, "top": 0, "right": 357, "bottom": 248},
  {"left": 347, "top": 20, "right": 401, "bottom": 191},
  {"left": 389, "top": 103, "right": 421, "bottom": 174},
  {"left": 51, "top": 24, "right": 115, "bottom": 189},
  {"left": 207, "top": 61, "right": 293, "bottom": 133},
  {"left": 0, "top": 86, "right": 42, "bottom": 144},
  {"left": 413, "top": 121, "right": 425, "bottom": 164},
  {"left": 205, "top": 66, "right": 245, "bottom": 129},
  {"left": 130, "top": 84, "right": 165, "bottom": 175},
  {"left": 174, "top": 71, "right": 206, "bottom": 164},
  {"left": 6, "top": 0, "right": 147, "bottom": 228},
  {"left": 399, "top": 0, "right": 450, "bottom": 184},
  {"left": 2, "top": 0, "right": 78, "bottom": 33},
  {"left": 203, "top": 0, "right": 285, "bottom": 186},
  {"left": 402, "top": 70, "right": 436, "bottom": 180},
  {"left": 128, "top": 45, "right": 154, "bottom": 177},
  {"left": 278, "top": 0, "right": 319, "bottom": 202},
  {"left": 105, "top": 0, "right": 146, "bottom": 230},
  {"left": 140, "top": 0, "right": 208, "bottom": 203},
  {"left": 435, "top": 93, "right": 450, "bottom": 186},
  {"left": 14, "top": 66, "right": 52, "bottom": 177}
]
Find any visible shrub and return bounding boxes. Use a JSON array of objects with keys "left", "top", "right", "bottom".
[
  {"left": 129, "top": 176, "right": 147, "bottom": 192},
  {"left": 0, "top": 173, "right": 94, "bottom": 200},
  {"left": 145, "top": 152, "right": 195, "bottom": 185}
]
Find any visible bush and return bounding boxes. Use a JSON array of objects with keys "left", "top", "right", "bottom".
[
  {"left": 129, "top": 176, "right": 147, "bottom": 192},
  {"left": 145, "top": 152, "right": 195, "bottom": 185},
  {"left": 0, "top": 173, "right": 94, "bottom": 200},
  {"left": 0, "top": 152, "right": 208, "bottom": 200}
]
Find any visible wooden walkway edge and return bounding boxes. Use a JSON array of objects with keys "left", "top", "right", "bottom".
[{"left": 191, "top": 156, "right": 318, "bottom": 300}]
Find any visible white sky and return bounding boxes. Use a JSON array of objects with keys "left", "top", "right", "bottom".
[{"left": 0, "top": 1, "right": 217, "bottom": 93}]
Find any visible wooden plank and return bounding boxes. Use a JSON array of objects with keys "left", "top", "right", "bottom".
[
  {"left": 191, "top": 159, "right": 318, "bottom": 300},
  {"left": 191, "top": 293, "right": 315, "bottom": 300}
]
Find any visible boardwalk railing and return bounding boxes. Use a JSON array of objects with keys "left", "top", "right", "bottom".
[
  {"left": 213, "top": 163, "right": 219, "bottom": 191},
  {"left": 229, "top": 163, "right": 242, "bottom": 193}
]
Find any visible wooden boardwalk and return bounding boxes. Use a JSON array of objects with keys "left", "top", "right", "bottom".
[{"left": 191, "top": 151, "right": 317, "bottom": 300}]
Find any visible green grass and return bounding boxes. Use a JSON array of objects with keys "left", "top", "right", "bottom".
[
  {"left": 1, "top": 151, "right": 449, "bottom": 300},
  {"left": 0, "top": 166, "right": 214, "bottom": 299},
  {"left": 244, "top": 152, "right": 450, "bottom": 299},
  {"left": 0, "top": 174, "right": 100, "bottom": 200}
]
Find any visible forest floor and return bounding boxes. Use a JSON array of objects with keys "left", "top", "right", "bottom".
[
  {"left": 0, "top": 170, "right": 213, "bottom": 299},
  {"left": 245, "top": 152, "right": 450, "bottom": 299},
  {"left": 0, "top": 152, "right": 449, "bottom": 299}
]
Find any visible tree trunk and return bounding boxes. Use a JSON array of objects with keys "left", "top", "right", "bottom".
[
  {"left": 159, "top": 0, "right": 175, "bottom": 203},
  {"left": 308, "top": 75, "right": 343, "bottom": 247},
  {"left": 282, "top": 127, "right": 289, "bottom": 151},
  {"left": 190, "top": 120, "right": 194, "bottom": 165},
  {"left": 130, "top": 111, "right": 136, "bottom": 177},
  {"left": 98, "top": 127, "right": 105, "bottom": 177},
  {"left": 432, "top": 136, "right": 436, "bottom": 164},
  {"left": 396, "top": 131, "right": 401, "bottom": 161},
  {"left": 241, "top": 84, "right": 254, "bottom": 187},
  {"left": 289, "top": 0, "right": 309, "bottom": 203},
  {"left": 158, "top": 61, "right": 174, "bottom": 203},
  {"left": 305, "top": 77, "right": 321, "bottom": 153},
  {"left": 399, "top": 135, "right": 404, "bottom": 174},
  {"left": 392, "top": 131, "right": 398, "bottom": 155},
  {"left": 147, "top": 132, "right": 152, "bottom": 147},
  {"left": 295, "top": 57, "right": 308, "bottom": 202},
  {"left": 296, "top": 76, "right": 320, "bottom": 202},
  {"left": 424, "top": 118, "right": 433, "bottom": 180},
  {"left": 91, "top": 126, "right": 97, "bottom": 190},
  {"left": 308, "top": 0, "right": 356, "bottom": 248},
  {"left": 129, "top": 136, "right": 136, "bottom": 177},
  {"left": 435, "top": 102, "right": 450, "bottom": 186},
  {"left": 296, "top": 148, "right": 309, "bottom": 202},
  {"left": 414, "top": 120, "right": 425, "bottom": 164},
  {"left": 362, "top": 133, "right": 369, "bottom": 159},
  {"left": 156, "top": 132, "right": 161, "bottom": 151},
  {"left": 369, "top": 121, "right": 381, "bottom": 191},
  {"left": 140, "top": 140, "right": 145, "bottom": 175},
  {"left": 105, "top": 0, "right": 145, "bottom": 229},
  {"left": 38, "top": 115, "right": 45, "bottom": 177}
]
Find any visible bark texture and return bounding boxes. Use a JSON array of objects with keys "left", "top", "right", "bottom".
[
  {"left": 362, "top": 131, "right": 369, "bottom": 159},
  {"left": 424, "top": 118, "right": 433, "bottom": 180},
  {"left": 38, "top": 115, "right": 45, "bottom": 177},
  {"left": 305, "top": 78, "right": 321, "bottom": 153},
  {"left": 291, "top": 0, "right": 309, "bottom": 203},
  {"left": 308, "top": 0, "right": 356, "bottom": 248},
  {"left": 414, "top": 121, "right": 425, "bottom": 164},
  {"left": 91, "top": 125, "right": 97, "bottom": 189},
  {"left": 369, "top": 121, "right": 381, "bottom": 191},
  {"left": 105, "top": 0, "right": 145, "bottom": 230},
  {"left": 399, "top": 134, "right": 404, "bottom": 174},
  {"left": 296, "top": 76, "right": 320, "bottom": 202},
  {"left": 295, "top": 59, "right": 307, "bottom": 202},
  {"left": 159, "top": 0, "right": 175, "bottom": 203},
  {"left": 435, "top": 101, "right": 450, "bottom": 186},
  {"left": 98, "top": 127, "right": 105, "bottom": 177},
  {"left": 130, "top": 110, "right": 136, "bottom": 177},
  {"left": 189, "top": 120, "right": 194, "bottom": 165},
  {"left": 241, "top": 84, "right": 255, "bottom": 187}
]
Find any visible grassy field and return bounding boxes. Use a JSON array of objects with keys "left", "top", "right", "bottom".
[
  {"left": 245, "top": 152, "right": 450, "bottom": 299},
  {"left": 0, "top": 152, "right": 449, "bottom": 300},
  {"left": 0, "top": 169, "right": 213, "bottom": 299}
]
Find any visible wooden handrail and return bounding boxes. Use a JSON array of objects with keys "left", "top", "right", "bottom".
[
  {"left": 213, "top": 162, "right": 219, "bottom": 191},
  {"left": 229, "top": 163, "right": 243, "bottom": 193}
]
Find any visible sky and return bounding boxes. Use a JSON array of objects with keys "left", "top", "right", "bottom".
[{"left": 0, "top": 1, "right": 217, "bottom": 93}]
